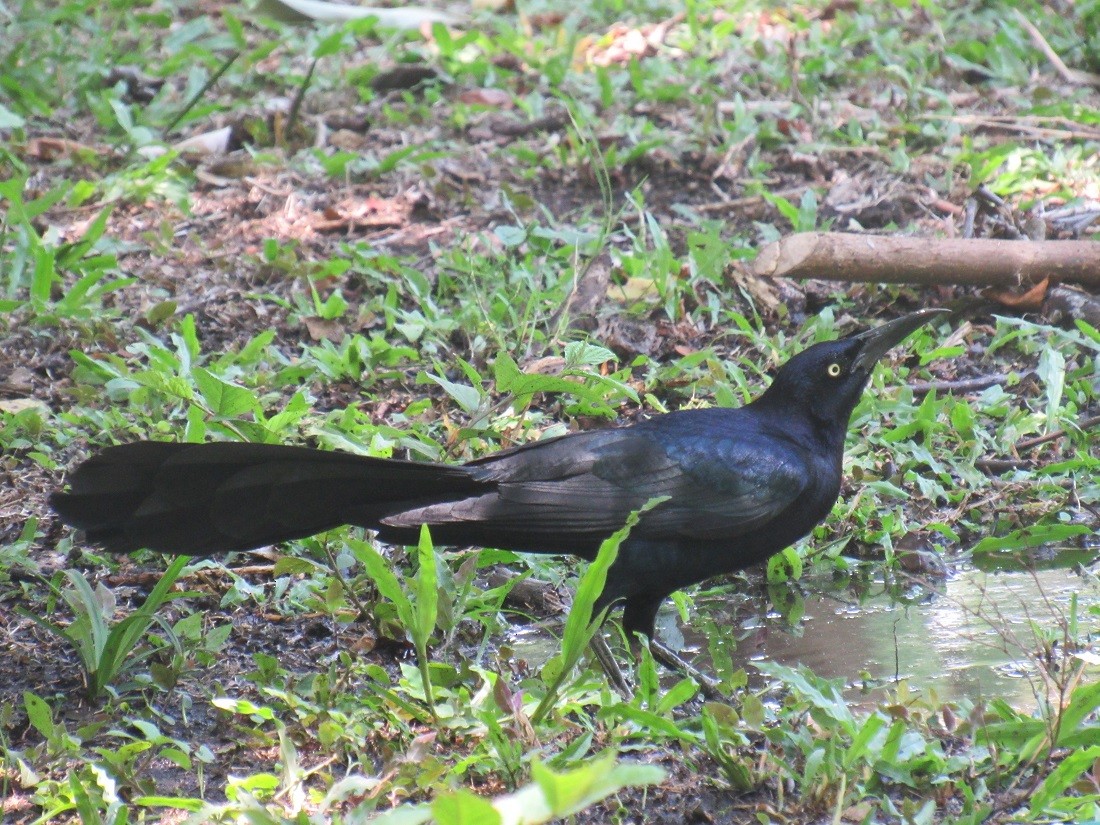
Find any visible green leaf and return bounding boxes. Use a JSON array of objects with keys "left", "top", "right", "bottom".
[
  {"left": 532, "top": 496, "right": 667, "bottom": 724},
  {"left": 423, "top": 372, "right": 482, "bottom": 414},
  {"left": 1056, "top": 680, "right": 1100, "bottom": 745},
  {"left": 655, "top": 677, "right": 699, "bottom": 715},
  {"left": 412, "top": 525, "right": 440, "bottom": 712},
  {"left": 1028, "top": 745, "right": 1100, "bottom": 814},
  {"left": 495, "top": 752, "right": 663, "bottom": 822},
  {"left": 360, "top": 803, "right": 433, "bottom": 824},
  {"left": 563, "top": 341, "right": 617, "bottom": 368},
  {"left": 844, "top": 712, "right": 887, "bottom": 768},
  {"left": 23, "top": 692, "right": 55, "bottom": 740},
  {"left": 432, "top": 789, "right": 502, "bottom": 825},
  {"left": 192, "top": 367, "right": 258, "bottom": 418},
  {"left": 762, "top": 190, "right": 801, "bottom": 228},
  {"left": 273, "top": 556, "right": 325, "bottom": 577},
  {"left": 414, "top": 525, "right": 439, "bottom": 649},
  {"left": 605, "top": 703, "right": 697, "bottom": 744},
  {"left": 1036, "top": 345, "right": 1065, "bottom": 428},
  {"left": 755, "top": 661, "right": 855, "bottom": 733},
  {"left": 766, "top": 546, "right": 803, "bottom": 582},
  {"left": 131, "top": 796, "right": 206, "bottom": 811},
  {"left": 971, "top": 523, "right": 1092, "bottom": 555},
  {"left": 348, "top": 538, "right": 414, "bottom": 633},
  {"left": 210, "top": 697, "right": 276, "bottom": 721}
]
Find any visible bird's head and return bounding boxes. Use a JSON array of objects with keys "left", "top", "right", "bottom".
[{"left": 758, "top": 309, "right": 949, "bottom": 434}]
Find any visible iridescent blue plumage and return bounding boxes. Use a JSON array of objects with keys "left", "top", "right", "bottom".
[{"left": 52, "top": 310, "right": 947, "bottom": 641}]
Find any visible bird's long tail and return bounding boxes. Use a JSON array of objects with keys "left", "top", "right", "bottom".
[{"left": 49, "top": 441, "right": 488, "bottom": 556}]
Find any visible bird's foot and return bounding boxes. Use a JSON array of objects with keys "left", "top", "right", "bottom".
[{"left": 648, "top": 638, "right": 724, "bottom": 701}]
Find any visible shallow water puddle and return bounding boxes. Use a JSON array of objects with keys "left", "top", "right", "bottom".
[
  {"left": 506, "top": 564, "right": 1099, "bottom": 710},
  {"left": 678, "top": 565, "right": 1098, "bottom": 710}
]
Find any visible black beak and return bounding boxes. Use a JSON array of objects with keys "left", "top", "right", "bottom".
[{"left": 849, "top": 309, "right": 950, "bottom": 373}]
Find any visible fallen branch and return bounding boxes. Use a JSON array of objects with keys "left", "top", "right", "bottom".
[
  {"left": 910, "top": 373, "right": 1011, "bottom": 396},
  {"left": 921, "top": 113, "right": 1100, "bottom": 142},
  {"left": 752, "top": 233, "right": 1100, "bottom": 287},
  {"left": 975, "top": 457, "right": 1033, "bottom": 473},
  {"left": 1014, "top": 414, "right": 1100, "bottom": 452},
  {"left": 975, "top": 414, "right": 1100, "bottom": 474}
]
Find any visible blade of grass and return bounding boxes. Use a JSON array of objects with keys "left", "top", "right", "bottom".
[
  {"left": 532, "top": 497, "right": 667, "bottom": 724},
  {"left": 412, "top": 525, "right": 439, "bottom": 716}
]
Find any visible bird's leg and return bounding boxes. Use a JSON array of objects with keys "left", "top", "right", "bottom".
[
  {"left": 588, "top": 631, "right": 633, "bottom": 698},
  {"left": 622, "top": 596, "right": 725, "bottom": 700},
  {"left": 647, "top": 637, "right": 723, "bottom": 701}
]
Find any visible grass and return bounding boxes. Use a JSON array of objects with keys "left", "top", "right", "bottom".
[{"left": 1, "top": 0, "right": 1099, "bottom": 821}]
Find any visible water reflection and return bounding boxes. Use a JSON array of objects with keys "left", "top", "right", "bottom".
[
  {"left": 675, "top": 565, "right": 1099, "bottom": 710},
  {"left": 505, "top": 565, "right": 1099, "bottom": 711}
]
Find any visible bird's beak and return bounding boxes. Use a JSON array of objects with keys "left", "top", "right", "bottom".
[{"left": 849, "top": 308, "right": 950, "bottom": 373}]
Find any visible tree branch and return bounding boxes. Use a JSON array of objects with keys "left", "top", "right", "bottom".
[{"left": 752, "top": 233, "right": 1100, "bottom": 287}]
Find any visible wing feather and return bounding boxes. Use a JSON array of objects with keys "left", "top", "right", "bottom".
[{"left": 383, "top": 428, "right": 809, "bottom": 543}]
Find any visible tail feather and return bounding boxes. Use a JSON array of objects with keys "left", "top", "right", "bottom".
[{"left": 50, "top": 441, "right": 486, "bottom": 555}]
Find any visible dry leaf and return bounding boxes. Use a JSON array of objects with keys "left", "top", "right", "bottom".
[
  {"left": 25, "top": 137, "right": 98, "bottom": 161},
  {"left": 304, "top": 316, "right": 345, "bottom": 342},
  {"left": 610, "top": 276, "right": 659, "bottom": 303},
  {"left": 173, "top": 126, "right": 234, "bottom": 156},
  {"left": 0, "top": 398, "right": 50, "bottom": 416},
  {"left": 983, "top": 276, "right": 1049, "bottom": 311},
  {"left": 312, "top": 195, "right": 411, "bottom": 232},
  {"left": 458, "top": 88, "right": 513, "bottom": 108}
]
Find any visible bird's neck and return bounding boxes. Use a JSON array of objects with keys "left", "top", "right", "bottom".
[{"left": 750, "top": 391, "right": 851, "bottom": 454}]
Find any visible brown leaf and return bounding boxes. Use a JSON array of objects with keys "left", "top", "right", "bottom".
[
  {"left": 983, "top": 276, "right": 1049, "bottom": 310},
  {"left": 776, "top": 117, "right": 813, "bottom": 142},
  {"left": 523, "top": 356, "right": 566, "bottom": 375},
  {"left": 458, "top": 88, "right": 513, "bottom": 108},
  {"left": 25, "top": 137, "right": 99, "bottom": 161},
  {"left": 526, "top": 11, "right": 563, "bottom": 29},
  {"left": 312, "top": 195, "right": 411, "bottom": 232},
  {"left": 304, "top": 316, "right": 345, "bottom": 342},
  {"left": 0, "top": 398, "right": 49, "bottom": 416}
]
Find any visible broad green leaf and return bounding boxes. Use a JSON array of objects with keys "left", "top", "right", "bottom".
[
  {"left": 423, "top": 372, "right": 482, "bottom": 414},
  {"left": 756, "top": 661, "right": 855, "bottom": 733},
  {"left": 1029, "top": 745, "right": 1100, "bottom": 814},
  {"left": 1037, "top": 345, "right": 1065, "bottom": 428},
  {"left": 23, "top": 693, "right": 55, "bottom": 741},
  {"left": 971, "top": 523, "right": 1091, "bottom": 555},
  {"left": 563, "top": 341, "right": 617, "bottom": 367},
  {"left": 348, "top": 539, "right": 414, "bottom": 631},
  {"left": 432, "top": 789, "right": 501, "bottom": 825},
  {"left": 414, "top": 525, "right": 439, "bottom": 648},
  {"left": 193, "top": 367, "right": 258, "bottom": 418}
]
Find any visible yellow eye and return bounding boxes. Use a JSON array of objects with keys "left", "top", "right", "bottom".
[{"left": 827, "top": 363, "right": 842, "bottom": 377}]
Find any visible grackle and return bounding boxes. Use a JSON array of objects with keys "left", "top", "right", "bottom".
[{"left": 51, "top": 309, "right": 947, "bottom": 687}]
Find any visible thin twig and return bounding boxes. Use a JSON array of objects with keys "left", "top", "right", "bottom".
[
  {"left": 975, "top": 414, "right": 1100, "bottom": 473},
  {"left": 910, "top": 373, "right": 1010, "bottom": 396},
  {"left": 164, "top": 50, "right": 240, "bottom": 135},
  {"left": 975, "top": 458, "right": 1033, "bottom": 473},
  {"left": 1012, "top": 8, "right": 1100, "bottom": 89},
  {"left": 1014, "top": 414, "right": 1100, "bottom": 451},
  {"left": 285, "top": 56, "right": 319, "bottom": 143},
  {"left": 919, "top": 114, "right": 1100, "bottom": 142}
]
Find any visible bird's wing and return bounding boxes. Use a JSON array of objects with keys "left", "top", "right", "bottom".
[{"left": 383, "top": 428, "right": 809, "bottom": 542}]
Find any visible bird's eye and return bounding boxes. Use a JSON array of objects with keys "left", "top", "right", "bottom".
[{"left": 827, "top": 363, "right": 843, "bottom": 377}]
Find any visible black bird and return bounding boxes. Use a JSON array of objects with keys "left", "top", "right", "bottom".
[{"left": 51, "top": 309, "right": 946, "bottom": 668}]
